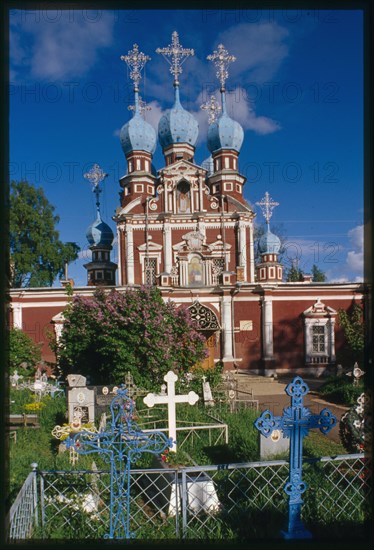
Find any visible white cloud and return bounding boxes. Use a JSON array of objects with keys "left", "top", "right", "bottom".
[
  {"left": 10, "top": 11, "right": 115, "bottom": 80},
  {"left": 345, "top": 224, "right": 364, "bottom": 274},
  {"left": 215, "top": 22, "right": 290, "bottom": 84}
]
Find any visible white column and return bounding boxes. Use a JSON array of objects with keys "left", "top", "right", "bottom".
[
  {"left": 116, "top": 226, "right": 122, "bottom": 286},
  {"left": 12, "top": 304, "right": 22, "bottom": 329},
  {"left": 329, "top": 318, "right": 336, "bottom": 362},
  {"left": 248, "top": 222, "right": 255, "bottom": 283},
  {"left": 180, "top": 260, "right": 188, "bottom": 286},
  {"left": 125, "top": 224, "right": 134, "bottom": 285},
  {"left": 238, "top": 221, "right": 247, "bottom": 277},
  {"left": 163, "top": 223, "right": 172, "bottom": 273},
  {"left": 222, "top": 297, "right": 234, "bottom": 360},
  {"left": 262, "top": 296, "right": 274, "bottom": 359}
]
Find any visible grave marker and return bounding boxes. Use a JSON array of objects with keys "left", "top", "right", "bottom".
[
  {"left": 67, "top": 374, "right": 95, "bottom": 424},
  {"left": 202, "top": 376, "right": 214, "bottom": 406},
  {"left": 65, "top": 386, "right": 172, "bottom": 539},
  {"left": 143, "top": 371, "right": 199, "bottom": 452},
  {"left": 254, "top": 376, "right": 336, "bottom": 539}
]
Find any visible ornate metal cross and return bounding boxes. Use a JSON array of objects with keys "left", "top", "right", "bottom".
[
  {"left": 65, "top": 386, "right": 172, "bottom": 539},
  {"left": 200, "top": 94, "right": 222, "bottom": 124},
  {"left": 156, "top": 31, "right": 194, "bottom": 85},
  {"left": 120, "top": 44, "right": 151, "bottom": 91},
  {"left": 84, "top": 163, "right": 108, "bottom": 213},
  {"left": 254, "top": 376, "right": 336, "bottom": 539},
  {"left": 255, "top": 191, "right": 279, "bottom": 225},
  {"left": 143, "top": 370, "right": 199, "bottom": 452},
  {"left": 207, "top": 43, "right": 236, "bottom": 91}
]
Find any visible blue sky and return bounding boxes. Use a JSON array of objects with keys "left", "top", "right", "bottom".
[{"left": 9, "top": 8, "right": 364, "bottom": 286}]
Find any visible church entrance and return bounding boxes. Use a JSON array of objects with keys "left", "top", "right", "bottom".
[
  {"left": 188, "top": 301, "right": 220, "bottom": 371},
  {"left": 201, "top": 332, "right": 216, "bottom": 370}
]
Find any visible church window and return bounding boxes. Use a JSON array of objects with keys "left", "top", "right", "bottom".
[
  {"left": 176, "top": 180, "right": 191, "bottom": 213},
  {"left": 135, "top": 184, "right": 144, "bottom": 193},
  {"left": 144, "top": 257, "right": 157, "bottom": 285},
  {"left": 224, "top": 157, "right": 229, "bottom": 168},
  {"left": 236, "top": 184, "right": 241, "bottom": 193},
  {"left": 128, "top": 160, "right": 133, "bottom": 172},
  {"left": 145, "top": 160, "right": 150, "bottom": 172},
  {"left": 303, "top": 301, "right": 337, "bottom": 365},
  {"left": 188, "top": 255, "right": 204, "bottom": 286},
  {"left": 224, "top": 182, "right": 233, "bottom": 191},
  {"left": 96, "top": 271, "right": 103, "bottom": 279},
  {"left": 312, "top": 325, "right": 325, "bottom": 353},
  {"left": 136, "top": 159, "right": 141, "bottom": 170},
  {"left": 188, "top": 302, "right": 220, "bottom": 331}
]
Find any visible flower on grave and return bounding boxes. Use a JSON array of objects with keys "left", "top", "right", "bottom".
[
  {"left": 340, "top": 391, "right": 371, "bottom": 453},
  {"left": 161, "top": 449, "right": 170, "bottom": 463},
  {"left": 24, "top": 401, "right": 45, "bottom": 412}
]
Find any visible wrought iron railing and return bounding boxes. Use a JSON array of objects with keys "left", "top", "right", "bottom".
[{"left": 6, "top": 454, "right": 371, "bottom": 541}]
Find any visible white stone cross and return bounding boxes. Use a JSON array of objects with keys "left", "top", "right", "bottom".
[{"left": 143, "top": 371, "right": 199, "bottom": 452}]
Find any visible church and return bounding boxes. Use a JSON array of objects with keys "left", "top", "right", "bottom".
[{"left": 8, "top": 33, "right": 365, "bottom": 377}]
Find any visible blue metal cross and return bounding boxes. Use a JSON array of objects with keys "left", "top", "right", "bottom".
[
  {"left": 65, "top": 385, "right": 172, "bottom": 539},
  {"left": 254, "top": 376, "right": 336, "bottom": 539}
]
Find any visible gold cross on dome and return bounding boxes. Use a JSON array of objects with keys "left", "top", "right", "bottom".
[
  {"left": 201, "top": 95, "right": 222, "bottom": 124},
  {"left": 156, "top": 31, "right": 194, "bottom": 85}
]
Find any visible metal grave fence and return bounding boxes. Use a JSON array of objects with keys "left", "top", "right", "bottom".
[{"left": 6, "top": 454, "right": 371, "bottom": 541}]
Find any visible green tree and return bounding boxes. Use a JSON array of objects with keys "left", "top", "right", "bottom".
[
  {"left": 10, "top": 180, "right": 80, "bottom": 288},
  {"left": 338, "top": 303, "right": 365, "bottom": 356},
  {"left": 311, "top": 264, "right": 326, "bottom": 282},
  {"left": 285, "top": 264, "right": 304, "bottom": 282},
  {"left": 54, "top": 287, "right": 207, "bottom": 387},
  {"left": 9, "top": 327, "right": 41, "bottom": 376}
]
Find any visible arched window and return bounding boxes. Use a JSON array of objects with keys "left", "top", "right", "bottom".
[{"left": 176, "top": 180, "right": 191, "bottom": 213}]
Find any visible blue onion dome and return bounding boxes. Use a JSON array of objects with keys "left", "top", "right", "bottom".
[
  {"left": 207, "top": 94, "right": 244, "bottom": 154},
  {"left": 201, "top": 155, "right": 214, "bottom": 175},
  {"left": 120, "top": 95, "right": 156, "bottom": 156},
  {"left": 258, "top": 225, "right": 281, "bottom": 255},
  {"left": 158, "top": 87, "right": 198, "bottom": 148},
  {"left": 86, "top": 213, "right": 114, "bottom": 248}
]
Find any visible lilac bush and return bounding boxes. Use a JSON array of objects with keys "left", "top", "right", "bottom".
[{"left": 55, "top": 287, "right": 207, "bottom": 388}]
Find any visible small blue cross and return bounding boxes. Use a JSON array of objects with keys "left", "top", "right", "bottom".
[
  {"left": 65, "top": 385, "right": 172, "bottom": 539},
  {"left": 254, "top": 376, "right": 336, "bottom": 539}
]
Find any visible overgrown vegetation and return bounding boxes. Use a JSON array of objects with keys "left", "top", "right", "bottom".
[
  {"left": 318, "top": 374, "right": 364, "bottom": 406},
  {"left": 9, "top": 328, "right": 42, "bottom": 376},
  {"left": 53, "top": 287, "right": 207, "bottom": 387}
]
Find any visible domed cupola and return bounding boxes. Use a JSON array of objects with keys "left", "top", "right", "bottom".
[
  {"left": 258, "top": 225, "right": 281, "bottom": 255},
  {"left": 255, "top": 192, "right": 283, "bottom": 283},
  {"left": 156, "top": 31, "right": 198, "bottom": 163},
  {"left": 158, "top": 86, "right": 198, "bottom": 148},
  {"left": 207, "top": 93, "right": 244, "bottom": 153},
  {"left": 206, "top": 44, "right": 244, "bottom": 154},
  {"left": 86, "top": 213, "right": 114, "bottom": 248},
  {"left": 201, "top": 155, "right": 214, "bottom": 176},
  {"left": 83, "top": 164, "right": 117, "bottom": 287},
  {"left": 120, "top": 94, "right": 156, "bottom": 156},
  {"left": 119, "top": 44, "right": 156, "bottom": 157}
]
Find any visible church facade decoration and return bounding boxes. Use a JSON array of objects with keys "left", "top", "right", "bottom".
[{"left": 8, "top": 32, "right": 366, "bottom": 378}]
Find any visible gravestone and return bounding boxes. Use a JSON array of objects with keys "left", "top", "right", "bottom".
[
  {"left": 260, "top": 429, "right": 289, "bottom": 459},
  {"left": 202, "top": 376, "right": 214, "bottom": 406},
  {"left": 67, "top": 374, "right": 95, "bottom": 424}
]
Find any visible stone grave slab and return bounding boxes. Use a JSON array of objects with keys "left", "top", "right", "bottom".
[{"left": 260, "top": 429, "right": 290, "bottom": 459}]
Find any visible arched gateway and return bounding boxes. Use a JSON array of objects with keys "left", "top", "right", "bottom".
[{"left": 188, "top": 302, "right": 220, "bottom": 369}]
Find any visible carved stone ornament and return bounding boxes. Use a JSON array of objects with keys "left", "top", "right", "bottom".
[
  {"left": 182, "top": 230, "right": 205, "bottom": 251},
  {"left": 189, "top": 301, "right": 220, "bottom": 331}
]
